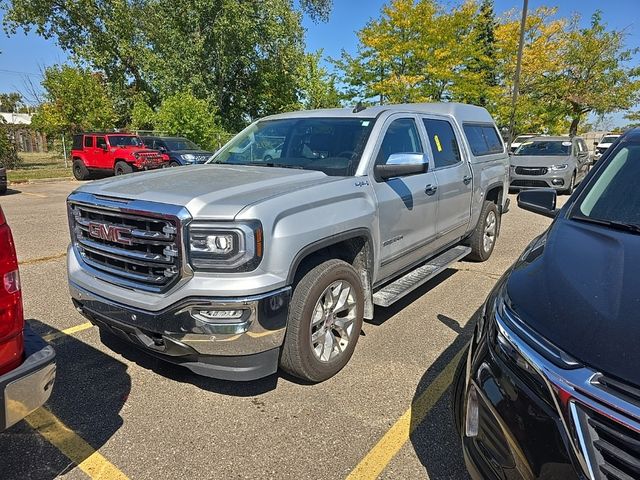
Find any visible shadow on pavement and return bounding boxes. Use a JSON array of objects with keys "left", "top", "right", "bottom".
[
  {"left": 408, "top": 309, "right": 480, "bottom": 480},
  {"left": 1, "top": 188, "right": 22, "bottom": 196},
  {"left": 99, "top": 329, "right": 280, "bottom": 396},
  {"left": 0, "top": 318, "right": 131, "bottom": 480}
]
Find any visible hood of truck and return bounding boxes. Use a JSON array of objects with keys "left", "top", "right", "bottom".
[
  {"left": 510, "top": 155, "right": 572, "bottom": 167},
  {"left": 75, "top": 164, "right": 338, "bottom": 219}
]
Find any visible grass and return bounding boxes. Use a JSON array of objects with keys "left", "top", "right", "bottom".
[{"left": 7, "top": 152, "right": 74, "bottom": 183}]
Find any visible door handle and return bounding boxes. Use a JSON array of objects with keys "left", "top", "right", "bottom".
[
  {"left": 425, "top": 184, "right": 438, "bottom": 196},
  {"left": 463, "top": 175, "right": 472, "bottom": 185}
]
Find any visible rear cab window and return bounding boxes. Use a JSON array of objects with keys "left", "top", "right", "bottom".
[
  {"left": 463, "top": 123, "right": 504, "bottom": 156},
  {"left": 422, "top": 118, "right": 462, "bottom": 168},
  {"left": 84, "top": 136, "right": 94, "bottom": 148}
]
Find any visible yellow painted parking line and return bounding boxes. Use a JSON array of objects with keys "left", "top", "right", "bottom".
[
  {"left": 18, "top": 252, "right": 67, "bottom": 266},
  {"left": 26, "top": 407, "right": 129, "bottom": 480},
  {"left": 42, "top": 322, "right": 93, "bottom": 342},
  {"left": 345, "top": 348, "right": 465, "bottom": 480},
  {"left": 20, "top": 191, "right": 48, "bottom": 198}
]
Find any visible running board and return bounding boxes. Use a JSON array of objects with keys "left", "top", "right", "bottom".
[{"left": 372, "top": 246, "right": 471, "bottom": 307}]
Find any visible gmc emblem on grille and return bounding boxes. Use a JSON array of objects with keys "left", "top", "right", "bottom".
[{"left": 88, "top": 222, "right": 133, "bottom": 246}]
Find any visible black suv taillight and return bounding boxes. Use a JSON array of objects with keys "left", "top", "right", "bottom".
[{"left": 0, "top": 207, "right": 24, "bottom": 375}]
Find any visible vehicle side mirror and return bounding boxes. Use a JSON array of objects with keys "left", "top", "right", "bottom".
[
  {"left": 517, "top": 189, "right": 558, "bottom": 218},
  {"left": 375, "top": 153, "right": 428, "bottom": 180},
  {"left": 158, "top": 146, "right": 167, "bottom": 153},
  {"left": 593, "top": 141, "right": 598, "bottom": 146}
]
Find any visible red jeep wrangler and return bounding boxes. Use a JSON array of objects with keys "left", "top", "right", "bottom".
[
  {"left": 71, "top": 133, "right": 169, "bottom": 180},
  {"left": 0, "top": 206, "right": 56, "bottom": 431}
]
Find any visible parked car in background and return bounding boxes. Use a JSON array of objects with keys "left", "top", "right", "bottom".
[
  {"left": 66, "top": 102, "right": 509, "bottom": 383},
  {"left": 593, "top": 133, "right": 621, "bottom": 164},
  {"left": 141, "top": 136, "right": 213, "bottom": 166},
  {"left": 0, "top": 167, "right": 6, "bottom": 195},
  {"left": 509, "top": 136, "right": 590, "bottom": 194},
  {"left": 453, "top": 127, "right": 640, "bottom": 480},
  {"left": 71, "top": 133, "right": 168, "bottom": 180},
  {"left": 0, "top": 205, "right": 56, "bottom": 431},
  {"left": 509, "top": 133, "right": 538, "bottom": 152}
]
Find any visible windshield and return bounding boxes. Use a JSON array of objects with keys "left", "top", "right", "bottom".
[
  {"left": 108, "top": 135, "right": 143, "bottom": 147},
  {"left": 208, "top": 118, "right": 375, "bottom": 176},
  {"left": 514, "top": 140, "right": 571, "bottom": 156},
  {"left": 164, "top": 138, "right": 200, "bottom": 150},
  {"left": 572, "top": 144, "right": 640, "bottom": 226},
  {"left": 600, "top": 136, "right": 620, "bottom": 144}
]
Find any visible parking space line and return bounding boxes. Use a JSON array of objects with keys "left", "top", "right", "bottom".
[
  {"left": 43, "top": 322, "right": 93, "bottom": 342},
  {"left": 19, "top": 252, "right": 67, "bottom": 266},
  {"left": 345, "top": 348, "right": 465, "bottom": 480},
  {"left": 26, "top": 407, "right": 129, "bottom": 480},
  {"left": 20, "top": 191, "right": 48, "bottom": 198}
]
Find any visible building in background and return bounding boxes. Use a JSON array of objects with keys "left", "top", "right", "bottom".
[{"left": 0, "top": 112, "right": 47, "bottom": 153}]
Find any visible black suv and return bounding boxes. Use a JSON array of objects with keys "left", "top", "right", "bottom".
[
  {"left": 453, "top": 129, "right": 640, "bottom": 479},
  {"left": 141, "top": 136, "right": 213, "bottom": 166}
]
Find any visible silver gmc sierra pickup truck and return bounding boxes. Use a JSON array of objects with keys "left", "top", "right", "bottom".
[{"left": 67, "top": 103, "right": 509, "bottom": 382}]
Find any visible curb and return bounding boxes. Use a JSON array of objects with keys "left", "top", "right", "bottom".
[{"left": 9, "top": 176, "right": 76, "bottom": 185}]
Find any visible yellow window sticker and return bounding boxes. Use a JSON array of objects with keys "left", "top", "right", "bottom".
[{"left": 434, "top": 135, "right": 443, "bottom": 152}]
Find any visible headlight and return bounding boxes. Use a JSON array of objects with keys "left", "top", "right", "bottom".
[
  {"left": 182, "top": 154, "right": 196, "bottom": 162},
  {"left": 188, "top": 221, "right": 263, "bottom": 272},
  {"left": 549, "top": 164, "right": 568, "bottom": 171}
]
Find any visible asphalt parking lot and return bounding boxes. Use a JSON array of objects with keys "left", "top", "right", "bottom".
[{"left": 0, "top": 180, "right": 561, "bottom": 480}]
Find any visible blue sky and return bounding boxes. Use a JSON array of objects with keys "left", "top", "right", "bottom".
[{"left": 1, "top": 0, "right": 639, "bottom": 125}]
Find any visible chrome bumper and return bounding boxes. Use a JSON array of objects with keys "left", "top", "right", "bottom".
[{"left": 1, "top": 327, "right": 56, "bottom": 430}]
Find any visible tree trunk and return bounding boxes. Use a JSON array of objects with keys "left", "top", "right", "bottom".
[{"left": 569, "top": 115, "right": 581, "bottom": 137}]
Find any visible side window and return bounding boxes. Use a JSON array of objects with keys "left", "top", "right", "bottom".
[
  {"left": 376, "top": 118, "right": 423, "bottom": 165},
  {"left": 422, "top": 118, "right": 461, "bottom": 168},
  {"left": 96, "top": 137, "right": 107, "bottom": 149},
  {"left": 463, "top": 124, "right": 503, "bottom": 156},
  {"left": 84, "top": 136, "right": 94, "bottom": 148}
]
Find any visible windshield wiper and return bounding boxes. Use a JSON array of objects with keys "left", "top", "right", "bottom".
[
  {"left": 248, "top": 162, "right": 304, "bottom": 170},
  {"left": 572, "top": 216, "right": 640, "bottom": 234}
]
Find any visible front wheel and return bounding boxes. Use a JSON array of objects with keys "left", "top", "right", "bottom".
[
  {"left": 467, "top": 201, "right": 500, "bottom": 262},
  {"left": 169, "top": 161, "right": 181, "bottom": 167},
  {"left": 563, "top": 172, "right": 576, "bottom": 195},
  {"left": 114, "top": 161, "right": 133, "bottom": 176},
  {"left": 280, "top": 259, "right": 364, "bottom": 382}
]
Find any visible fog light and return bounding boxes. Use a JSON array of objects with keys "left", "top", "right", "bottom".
[
  {"left": 551, "top": 178, "right": 564, "bottom": 186},
  {"left": 465, "top": 385, "right": 479, "bottom": 437}
]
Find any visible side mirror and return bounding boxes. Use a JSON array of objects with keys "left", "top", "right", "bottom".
[
  {"left": 158, "top": 146, "right": 167, "bottom": 153},
  {"left": 517, "top": 189, "right": 558, "bottom": 218},
  {"left": 375, "top": 153, "right": 428, "bottom": 180},
  {"left": 593, "top": 141, "right": 599, "bottom": 146}
]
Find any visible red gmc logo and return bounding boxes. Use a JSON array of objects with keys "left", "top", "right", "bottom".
[{"left": 88, "top": 222, "right": 133, "bottom": 246}]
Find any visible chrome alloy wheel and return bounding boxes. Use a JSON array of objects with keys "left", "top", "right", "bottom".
[
  {"left": 483, "top": 210, "right": 497, "bottom": 253},
  {"left": 310, "top": 280, "right": 357, "bottom": 363}
]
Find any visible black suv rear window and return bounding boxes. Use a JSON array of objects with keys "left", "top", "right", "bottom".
[{"left": 463, "top": 124, "right": 503, "bottom": 156}]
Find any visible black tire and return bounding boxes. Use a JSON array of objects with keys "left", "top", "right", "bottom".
[
  {"left": 452, "top": 346, "right": 469, "bottom": 435},
  {"left": 72, "top": 159, "right": 91, "bottom": 181},
  {"left": 280, "top": 259, "right": 364, "bottom": 383},
  {"left": 563, "top": 172, "right": 576, "bottom": 195},
  {"left": 466, "top": 201, "right": 499, "bottom": 262},
  {"left": 169, "top": 161, "right": 181, "bottom": 167},
  {"left": 0, "top": 185, "right": 6, "bottom": 195},
  {"left": 114, "top": 161, "right": 133, "bottom": 176}
]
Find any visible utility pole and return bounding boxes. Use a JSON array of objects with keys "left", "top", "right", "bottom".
[{"left": 507, "top": 0, "right": 528, "bottom": 151}]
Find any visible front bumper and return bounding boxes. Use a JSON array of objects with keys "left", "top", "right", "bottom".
[
  {"left": 70, "top": 282, "right": 291, "bottom": 381},
  {"left": 0, "top": 326, "right": 56, "bottom": 430},
  {"left": 509, "top": 169, "right": 573, "bottom": 190}
]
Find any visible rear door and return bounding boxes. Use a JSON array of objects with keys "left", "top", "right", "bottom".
[
  {"left": 94, "top": 136, "right": 110, "bottom": 169},
  {"left": 371, "top": 115, "right": 439, "bottom": 281},
  {"left": 421, "top": 117, "right": 472, "bottom": 244},
  {"left": 82, "top": 135, "right": 97, "bottom": 167}
]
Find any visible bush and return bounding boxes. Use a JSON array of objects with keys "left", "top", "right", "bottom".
[{"left": 0, "top": 122, "right": 21, "bottom": 169}]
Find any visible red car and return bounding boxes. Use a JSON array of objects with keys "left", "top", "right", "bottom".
[
  {"left": 71, "top": 133, "right": 169, "bottom": 180},
  {"left": 0, "top": 205, "right": 55, "bottom": 430}
]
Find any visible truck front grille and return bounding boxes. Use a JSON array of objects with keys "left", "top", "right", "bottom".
[
  {"left": 515, "top": 166, "right": 548, "bottom": 176},
  {"left": 69, "top": 201, "right": 182, "bottom": 292}
]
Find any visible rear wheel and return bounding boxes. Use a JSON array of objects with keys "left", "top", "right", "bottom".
[
  {"left": 114, "top": 161, "right": 133, "bottom": 176},
  {"left": 467, "top": 201, "right": 499, "bottom": 262},
  {"left": 280, "top": 259, "right": 364, "bottom": 383},
  {"left": 72, "top": 159, "right": 91, "bottom": 181}
]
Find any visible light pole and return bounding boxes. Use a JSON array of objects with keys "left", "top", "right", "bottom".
[{"left": 507, "top": 0, "right": 529, "bottom": 151}]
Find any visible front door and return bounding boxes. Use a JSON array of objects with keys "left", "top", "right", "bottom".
[
  {"left": 371, "top": 116, "right": 439, "bottom": 282},
  {"left": 421, "top": 117, "right": 473, "bottom": 245}
]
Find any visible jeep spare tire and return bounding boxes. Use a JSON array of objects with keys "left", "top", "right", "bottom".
[{"left": 280, "top": 259, "right": 364, "bottom": 382}]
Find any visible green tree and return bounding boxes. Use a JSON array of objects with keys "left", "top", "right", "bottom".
[
  {"left": 298, "top": 51, "right": 343, "bottom": 110},
  {"left": 30, "top": 65, "right": 116, "bottom": 137},
  {"left": 153, "top": 91, "right": 228, "bottom": 150},
  {"left": 0, "top": 118, "right": 20, "bottom": 169},
  {"left": 545, "top": 12, "right": 640, "bottom": 135},
  {"left": 130, "top": 98, "right": 156, "bottom": 131},
  {"left": 0, "top": 92, "right": 23, "bottom": 112}
]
